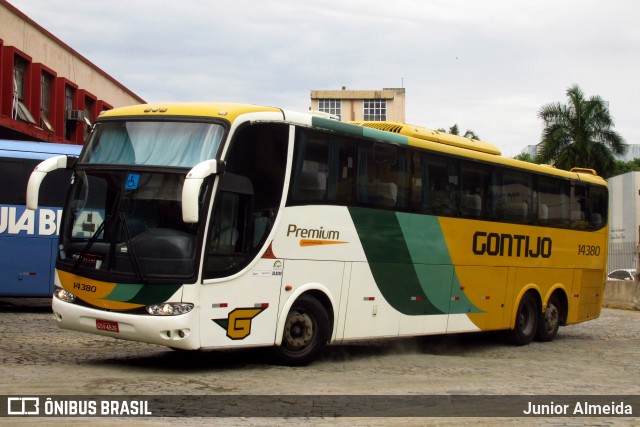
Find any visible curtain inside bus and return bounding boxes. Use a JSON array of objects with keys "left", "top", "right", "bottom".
[{"left": 86, "top": 121, "right": 225, "bottom": 167}]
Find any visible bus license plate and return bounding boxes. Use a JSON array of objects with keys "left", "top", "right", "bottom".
[{"left": 96, "top": 319, "right": 119, "bottom": 333}]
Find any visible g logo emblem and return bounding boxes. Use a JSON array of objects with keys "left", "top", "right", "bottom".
[{"left": 213, "top": 307, "right": 266, "bottom": 340}]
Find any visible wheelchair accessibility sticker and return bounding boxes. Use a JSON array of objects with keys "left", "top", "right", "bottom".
[{"left": 125, "top": 174, "right": 140, "bottom": 190}]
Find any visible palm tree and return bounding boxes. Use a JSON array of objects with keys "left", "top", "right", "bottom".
[
  {"left": 437, "top": 124, "right": 480, "bottom": 140},
  {"left": 537, "top": 84, "right": 626, "bottom": 178}
]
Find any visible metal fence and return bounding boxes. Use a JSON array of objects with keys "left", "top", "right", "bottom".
[{"left": 607, "top": 241, "right": 638, "bottom": 273}]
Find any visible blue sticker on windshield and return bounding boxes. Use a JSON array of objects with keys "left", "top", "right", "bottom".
[{"left": 125, "top": 174, "right": 140, "bottom": 190}]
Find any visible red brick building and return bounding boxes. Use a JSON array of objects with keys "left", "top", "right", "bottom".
[{"left": 0, "top": 0, "right": 144, "bottom": 145}]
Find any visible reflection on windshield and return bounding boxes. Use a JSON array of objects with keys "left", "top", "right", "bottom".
[
  {"left": 83, "top": 121, "right": 225, "bottom": 167},
  {"left": 60, "top": 170, "right": 199, "bottom": 281}
]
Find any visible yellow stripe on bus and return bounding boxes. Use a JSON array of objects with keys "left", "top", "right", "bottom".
[
  {"left": 299, "top": 239, "right": 349, "bottom": 247},
  {"left": 57, "top": 270, "right": 145, "bottom": 310}
]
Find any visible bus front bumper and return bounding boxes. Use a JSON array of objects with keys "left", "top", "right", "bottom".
[{"left": 52, "top": 297, "right": 201, "bottom": 350}]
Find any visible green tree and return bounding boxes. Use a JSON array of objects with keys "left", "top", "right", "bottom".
[
  {"left": 611, "top": 158, "right": 640, "bottom": 177},
  {"left": 513, "top": 152, "right": 537, "bottom": 163},
  {"left": 537, "top": 84, "right": 626, "bottom": 178},
  {"left": 437, "top": 124, "right": 480, "bottom": 140}
]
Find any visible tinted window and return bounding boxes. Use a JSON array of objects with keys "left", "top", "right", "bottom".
[
  {"left": 537, "top": 176, "right": 570, "bottom": 227},
  {"left": 497, "top": 170, "right": 532, "bottom": 223},
  {"left": 287, "top": 127, "right": 607, "bottom": 231},
  {"left": 461, "top": 161, "right": 493, "bottom": 218},
  {"left": 290, "top": 129, "right": 355, "bottom": 205},
  {"left": 204, "top": 123, "right": 288, "bottom": 279},
  {"left": 0, "top": 157, "right": 71, "bottom": 206},
  {"left": 356, "top": 142, "right": 407, "bottom": 209}
]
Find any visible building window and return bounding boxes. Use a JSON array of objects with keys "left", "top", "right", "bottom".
[
  {"left": 84, "top": 97, "right": 95, "bottom": 141},
  {"left": 363, "top": 99, "right": 386, "bottom": 121},
  {"left": 318, "top": 99, "right": 341, "bottom": 120},
  {"left": 40, "top": 72, "right": 54, "bottom": 132},
  {"left": 13, "top": 56, "right": 36, "bottom": 125},
  {"left": 64, "top": 85, "right": 76, "bottom": 140}
]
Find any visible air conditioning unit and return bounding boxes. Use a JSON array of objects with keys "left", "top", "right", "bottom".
[{"left": 66, "top": 110, "right": 85, "bottom": 121}]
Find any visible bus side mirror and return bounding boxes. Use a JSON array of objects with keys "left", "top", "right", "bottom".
[
  {"left": 26, "top": 155, "right": 76, "bottom": 210},
  {"left": 182, "top": 159, "right": 225, "bottom": 223}
]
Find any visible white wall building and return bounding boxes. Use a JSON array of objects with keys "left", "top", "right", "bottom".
[{"left": 607, "top": 171, "right": 640, "bottom": 271}]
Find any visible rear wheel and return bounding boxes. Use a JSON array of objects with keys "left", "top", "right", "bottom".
[
  {"left": 535, "top": 294, "right": 562, "bottom": 342},
  {"left": 509, "top": 292, "right": 539, "bottom": 345},
  {"left": 273, "top": 295, "right": 330, "bottom": 366}
]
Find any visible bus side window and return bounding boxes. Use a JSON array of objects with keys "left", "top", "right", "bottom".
[
  {"left": 588, "top": 185, "right": 607, "bottom": 229},
  {"left": 460, "top": 161, "right": 493, "bottom": 219},
  {"left": 0, "top": 158, "right": 38, "bottom": 205},
  {"left": 537, "top": 177, "right": 570, "bottom": 227},
  {"left": 498, "top": 170, "right": 532, "bottom": 223},
  {"left": 290, "top": 130, "right": 355, "bottom": 205},
  {"left": 204, "top": 123, "right": 288, "bottom": 279},
  {"left": 329, "top": 138, "right": 355, "bottom": 203},
  {"left": 356, "top": 142, "right": 403, "bottom": 208},
  {"left": 292, "top": 133, "right": 329, "bottom": 202},
  {"left": 203, "top": 189, "right": 251, "bottom": 278},
  {"left": 209, "top": 191, "right": 244, "bottom": 254},
  {"left": 423, "top": 155, "right": 458, "bottom": 216},
  {"left": 571, "top": 184, "right": 588, "bottom": 229},
  {"left": 409, "top": 152, "right": 424, "bottom": 210}
]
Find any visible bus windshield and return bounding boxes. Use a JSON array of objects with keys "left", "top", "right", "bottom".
[
  {"left": 59, "top": 169, "right": 200, "bottom": 282},
  {"left": 57, "top": 119, "right": 227, "bottom": 283},
  {"left": 82, "top": 121, "right": 225, "bottom": 167}
]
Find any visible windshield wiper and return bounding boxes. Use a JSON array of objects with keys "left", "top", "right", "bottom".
[
  {"left": 117, "top": 212, "right": 145, "bottom": 283},
  {"left": 71, "top": 212, "right": 145, "bottom": 283},
  {"left": 72, "top": 214, "right": 112, "bottom": 271}
]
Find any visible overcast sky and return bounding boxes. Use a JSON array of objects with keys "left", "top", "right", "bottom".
[{"left": 8, "top": 0, "right": 640, "bottom": 156}]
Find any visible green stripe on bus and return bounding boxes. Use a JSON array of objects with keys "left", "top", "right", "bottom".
[
  {"left": 362, "top": 127, "right": 409, "bottom": 145},
  {"left": 397, "top": 213, "right": 481, "bottom": 314},
  {"left": 312, "top": 117, "right": 364, "bottom": 138},
  {"left": 348, "top": 207, "right": 443, "bottom": 315},
  {"left": 396, "top": 213, "right": 462, "bottom": 313},
  {"left": 349, "top": 207, "right": 481, "bottom": 315},
  {"left": 104, "top": 283, "right": 182, "bottom": 305},
  {"left": 311, "top": 117, "right": 409, "bottom": 145},
  {"left": 103, "top": 283, "right": 144, "bottom": 301}
]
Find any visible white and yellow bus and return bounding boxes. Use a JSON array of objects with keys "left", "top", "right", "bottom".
[{"left": 27, "top": 103, "right": 608, "bottom": 365}]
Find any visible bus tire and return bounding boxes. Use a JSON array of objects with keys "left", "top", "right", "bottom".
[
  {"left": 509, "top": 292, "right": 538, "bottom": 346},
  {"left": 273, "top": 295, "right": 330, "bottom": 366},
  {"left": 535, "top": 294, "right": 562, "bottom": 342}
]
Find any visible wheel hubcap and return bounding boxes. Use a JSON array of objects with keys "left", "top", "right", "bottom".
[
  {"left": 284, "top": 312, "right": 314, "bottom": 350},
  {"left": 519, "top": 303, "right": 535, "bottom": 335},
  {"left": 545, "top": 304, "right": 559, "bottom": 332}
]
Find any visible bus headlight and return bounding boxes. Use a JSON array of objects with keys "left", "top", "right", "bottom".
[
  {"left": 146, "top": 303, "right": 194, "bottom": 316},
  {"left": 53, "top": 286, "right": 76, "bottom": 303}
]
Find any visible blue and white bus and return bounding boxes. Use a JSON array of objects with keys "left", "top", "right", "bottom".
[{"left": 0, "top": 140, "right": 81, "bottom": 297}]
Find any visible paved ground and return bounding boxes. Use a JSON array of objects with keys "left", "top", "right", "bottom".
[{"left": 0, "top": 298, "right": 638, "bottom": 426}]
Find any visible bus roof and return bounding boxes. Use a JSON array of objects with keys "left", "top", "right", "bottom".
[
  {"left": 310, "top": 117, "right": 606, "bottom": 185},
  {"left": 98, "top": 102, "right": 284, "bottom": 124},
  {"left": 350, "top": 121, "right": 502, "bottom": 156},
  {"left": 0, "top": 139, "right": 82, "bottom": 160},
  {"left": 95, "top": 102, "right": 606, "bottom": 186}
]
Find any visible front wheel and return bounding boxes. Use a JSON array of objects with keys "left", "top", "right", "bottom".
[
  {"left": 273, "top": 295, "right": 330, "bottom": 366},
  {"left": 535, "top": 294, "right": 562, "bottom": 342},
  {"left": 508, "top": 292, "right": 539, "bottom": 346}
]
